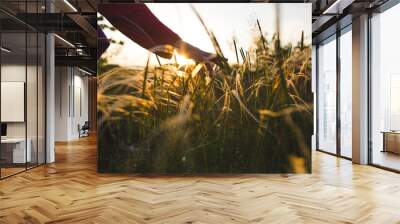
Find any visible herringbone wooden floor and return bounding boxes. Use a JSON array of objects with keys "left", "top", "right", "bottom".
[{"left": 1, "top": 136, "right": 400, "bottom": 224}]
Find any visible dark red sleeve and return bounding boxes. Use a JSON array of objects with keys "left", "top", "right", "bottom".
[
  {"left": 98, "top": 4, "right": 181, "bottom": 59},
  {"left": 97, "top": 26, "right": 110, "bottom": 59}
]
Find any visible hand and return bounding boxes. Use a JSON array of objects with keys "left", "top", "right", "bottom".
[{"left": 174, "top": 40, "right": 219, "bottom": 64}]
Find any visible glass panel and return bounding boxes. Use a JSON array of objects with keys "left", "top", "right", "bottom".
[
  {"left": 371, "top": 4, "right": 400, "bottom": 171},
  {"left": 317, "top": 37, "right": 337, "bottom": 154},
  {"left": 1, "top": 31, "right": 27, "bottom": 177},
  {"left": 26, "top": 0, "right": 39, "bottom": 169},
  {"left": 0, "top": 1, "right": 46, "bottom": 178},
  {"left": 38, "top": 32, "right": 45, "bottom": 165},
  {"left": 339, "top": 29, "right": 352, "bottom": 158},
  {"left": 27, "top": 31, "right": 38, "bottom": 169}
]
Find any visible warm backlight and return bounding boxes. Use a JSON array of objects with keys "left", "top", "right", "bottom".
[{"left": 174, "top": 50, "right": 195, "bottom": 66}]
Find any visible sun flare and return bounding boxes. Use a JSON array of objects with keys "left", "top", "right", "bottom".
[{"left": 174, "top": 50, "right": 195, "bottom": 66}]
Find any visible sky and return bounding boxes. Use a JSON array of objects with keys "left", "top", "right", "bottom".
[{"left": 100, "top": 3, "right": 311, "bottom": 67}]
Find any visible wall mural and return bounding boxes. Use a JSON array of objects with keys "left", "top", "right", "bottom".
[{"left": 97, "top": 3, "right": 313, "bottom": 173}]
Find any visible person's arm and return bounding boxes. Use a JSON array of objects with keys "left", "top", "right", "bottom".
[
  {"left": 98, "top": 4, "right": 217, "bottom": 63},
  {"left": 99, "top": 4, "right": 180, "bottom": 59}
]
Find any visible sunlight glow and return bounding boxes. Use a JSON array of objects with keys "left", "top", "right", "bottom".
[
  {"left": 174, "top": 50, "right": 195, "bottom": 66},
  {"left": 100, "top": 4, "right": 311, "bottom": 67}
]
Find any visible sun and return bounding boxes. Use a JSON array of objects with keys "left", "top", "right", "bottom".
[{"left": 174, "top": 50, "right": 195, "bottom": 66}]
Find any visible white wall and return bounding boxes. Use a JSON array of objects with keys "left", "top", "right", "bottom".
[
  {"left": 55, "top": 67, "right": 89, "bottom": 141},
  {"left": 71, "top": 72, "right": 89, "bottom": 138},
  {"left": 55, "top": 67, "right": 69, "bottom": 141},
  {"left": 1, "top": 65, "right": 27, "bottom": 139}
]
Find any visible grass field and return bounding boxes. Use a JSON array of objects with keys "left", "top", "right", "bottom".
[{"left": 97, "top": 18, "right": 312, "bottom": 173}]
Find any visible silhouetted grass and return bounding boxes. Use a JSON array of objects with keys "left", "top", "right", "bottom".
[{"left": 97, "top": 18, "right": 312, "bottom": 174}]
